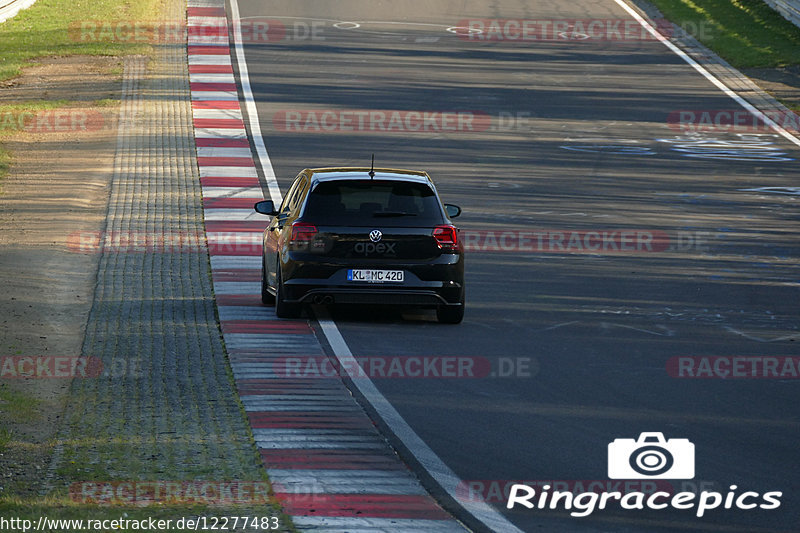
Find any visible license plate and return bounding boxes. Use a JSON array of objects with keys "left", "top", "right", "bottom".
[{"left": 347, "top": 269, "right": 404, "bottom": 283}]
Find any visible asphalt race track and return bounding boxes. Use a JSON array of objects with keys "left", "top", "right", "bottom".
[{"left": 231, "top": 0, "right": 800, "bottom": 531}]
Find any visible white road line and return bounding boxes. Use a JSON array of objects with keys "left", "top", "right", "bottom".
[
  {"left": 228, "top": 0, "right": 521, "bottom": 528},
  {"left": 229, "top": 0, "right": 282, "bottom": 204},
  {"left": 614, "top": 0, "right": 800, "bottom": 149},
  {"left": 723, "top": 326, "right": 799, "bottom": 343},
  {"left": 0, "top": 0, "right": 37, "bottom": 24},
  {"left": 315, "top": 309, "right": 525, "bottom": 533}
]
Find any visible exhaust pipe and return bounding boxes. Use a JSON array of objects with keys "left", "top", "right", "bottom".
[
  {"left": 312, "top": 294, "right": 324, "bottom": 305},
  {"left": 322, "top": 295, "right": 334, "bottom": 305}
]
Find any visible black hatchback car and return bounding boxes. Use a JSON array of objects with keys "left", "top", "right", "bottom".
[{"left": 254, "top": 167, "right": 464, "bottom": 323}]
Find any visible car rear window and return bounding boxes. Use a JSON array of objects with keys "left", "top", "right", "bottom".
[{"left": 301, "top": 179, "right": 445, "bottom": 226}]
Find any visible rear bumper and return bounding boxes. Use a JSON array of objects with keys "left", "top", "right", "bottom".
[
  {"left": 298, "top": 288, "right": 457, "bottom": 306},
  {"left": 282, "top": 264, "right": 464, "bottom": 306}
]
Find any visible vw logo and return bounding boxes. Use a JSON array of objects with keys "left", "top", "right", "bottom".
[{"left": 369, "top": 230, "right": 382, "bottom": 243}]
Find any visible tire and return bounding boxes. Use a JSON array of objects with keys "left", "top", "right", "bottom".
[
  {"left": 437, "top": 290, "right": 465, "bottom": 324},
  {"left": 275, "top": 266, "right": 302, "bottom": 318},
  {"left": 261, "top": 255, "right": 275, "bottom": 305}
]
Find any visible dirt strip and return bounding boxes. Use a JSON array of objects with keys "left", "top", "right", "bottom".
[{"left": 0, "top": 59, "right": 118, "bottom": 496}]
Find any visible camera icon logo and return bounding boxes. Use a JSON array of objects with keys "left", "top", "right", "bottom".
[{"left": 608, "top": 432, "right": 695, "bottom": 479}]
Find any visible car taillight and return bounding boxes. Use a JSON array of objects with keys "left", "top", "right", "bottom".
[
  {"left": 433, "top": 225, "right": 460, "bottom": 253},
  {"left": 289, "top": 222, "right": 318, "bottom": 248}
]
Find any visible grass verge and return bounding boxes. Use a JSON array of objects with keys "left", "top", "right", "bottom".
[
  {"left": 0, "top": 0, "right": 164, "bottom": 82},
  {"left": 0, "top": 384, "right": 39, "bottom": 453},
  {"left": 785, "top": 101, "right": 800, "bottom": 113},
  {"left": 0, "top": 144, "right": 10, "bottom": 182},
  {"left": 0, "top": 383, "right": 39, "bottom": 421},
  {"left": 646, "top": 0, "right": 800, "bottom": 68},
  {"left": 0, "top": 0, "right": 153, "bottom": 182}
]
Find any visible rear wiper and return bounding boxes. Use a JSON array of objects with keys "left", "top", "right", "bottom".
[{"left": 372, "top": 211, "right": 418, "bottom": 217}]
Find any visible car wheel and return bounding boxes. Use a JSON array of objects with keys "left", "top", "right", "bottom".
[
  {"left": 261, "top": 255, "right": 275, "bottom": 305},
  {"left": 437, "top": 290, "right": 465, "bottom": 324},
  {"left": 275, "top": 266, "right": 302, "bottom": 318}
]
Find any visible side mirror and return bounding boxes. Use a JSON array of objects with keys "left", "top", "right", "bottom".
[
  {"left": 254, "top": 200, "right": 278, "bottom": 216},
  {"left": 444, "top": 204, "right": 461, "bottom": 218}
]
